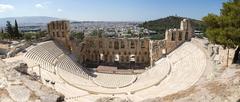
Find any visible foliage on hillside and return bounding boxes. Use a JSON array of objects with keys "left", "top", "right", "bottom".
[
  {"left": 203, "top": 0, "right": 240, "bottom": 47},
  {"left": 140, "top": 16, "right": 206, "bottom": 36}
]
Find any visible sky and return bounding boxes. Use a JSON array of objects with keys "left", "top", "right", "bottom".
[{"left": 0, "top": 0, "right": 228, "bottom": 21}]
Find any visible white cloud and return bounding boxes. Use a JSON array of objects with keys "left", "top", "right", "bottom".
[
  {"left": 35, "top": 4, "right": 44, "bottom": 9},
  {"left": 35, "top": 1, "right": 51, "bottom": 9},
  {"left": 0, "top": 4, "right": 14, "bottom": 12},
  {"left": 57, "top": 9, "right": 62, "bottom": 12}
]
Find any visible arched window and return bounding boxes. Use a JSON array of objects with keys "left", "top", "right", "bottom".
[
  {"left": 48, "top": 25, "right": 50, "bottom": 31},
  {"left": 62, "top": 22, "right": 64, "bottom": 29},
  {"left": 62, "top": 32, "right": 65, "bottom": 37},
  {"left": 141, "top": 41, "right": 145, "bottom": 48},
  {"left": 185, "top": 32, "right": 189, "bottom": 40},
  {"left": 179, "top": 32, "right": 182, "bottom": 41},
  {"left": 131, "top": 41, "right": 135, "bottom": 48},
  {"left": 52, "top": 32, "right": 55, "bottom": 37},
  {"left": 114, "top": 41, "right": 119, "bottom": 49},
  {"left": 121, "top": 40, "right": 125, "bottom": 48},
  {"left": 109, "top": 41, "right": 112, "bottom": 48},
  {"left": 52, "top": 23, "right": 55, "bottom": 29},
  {"left": 136, "top": 56, "right": 139, "bottom": 62},
  {"left": 171, "top": 32, "right": 176, "bottom": 41},
  {"left": 57, "top": 32, "right": 60, "bottom": 37},
  {"left": 142, "top": 57, "right": 145, "bottom": 62},
  {"left": 120, "top": 56, "right": 123, "bottom": 62},
  {"left": 99, "top": 41, "right": 103, "bottom": 48}
]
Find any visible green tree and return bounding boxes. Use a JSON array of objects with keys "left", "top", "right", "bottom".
[
  {"left": 203, "top": 0, "right": 240, "bottom": 47},
  {"left": 71, "top": 32, "right": 85, "bottom": 40},
  {"left": 90, "top": 30, "right": 98, "bottom": 36},
  {"left": 0, "top": 33, "right": 10, "bottom": 40},
  {"left": 23, "top": 32, "right": 34, "bottom": 41},
  {"left": 127, "top": 29, "right": 132, "bottom": 34},
  {"left": 6, "top": 21, "right": 14, "bottom": 39},
  {"left": 14, "top": 19, "right": 21, "bottom": 38},
  {"left": 98, "top": 29, "right": 104, "bottom": 38},
  {"left": 90, "top": 29, "right": 104, "bottom": 38}
]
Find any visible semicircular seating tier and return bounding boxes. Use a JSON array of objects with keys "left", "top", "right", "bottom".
[
  {"left": 24, "top": 41, "right": 64, "bottom": 73},
  {"left": 23, "top": 41, "right": 206, "bottom": 96},
  {"left": 134, "top": 42, "right": 206, "bottom": 98}
]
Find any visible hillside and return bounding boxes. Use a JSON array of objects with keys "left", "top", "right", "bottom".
[{"left": 140, "top": 16, "right": 206, "bottom": 35}]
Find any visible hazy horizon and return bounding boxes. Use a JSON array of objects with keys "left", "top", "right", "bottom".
[{"left": 0, "top": 0, "right": 228, "bottom": 21}]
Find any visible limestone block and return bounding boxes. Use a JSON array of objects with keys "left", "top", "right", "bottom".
[{"left": 7, "top": 85, "right": 31, "bottom": 102}]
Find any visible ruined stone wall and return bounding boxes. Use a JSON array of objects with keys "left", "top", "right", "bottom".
[
  {"left": 147, "top": 19, "right": 194, "bottom": 66},
  {"left": 75, "top": 37, "right": 150, "bottom": 66},
  {"left": 165, "top": 19, "right": 193, "bottom": 54},
  {"left": 208, "top": 44, "right": 236, "bottom": 67},
  {"left": 47, "top": 19, "right": 194, "bottom": 68},
  {"left": 47, "top": 20, "right": 71, "bottom": 50},
  {"left": 151, "top": 40, "right": 166, "bottom": 62}
]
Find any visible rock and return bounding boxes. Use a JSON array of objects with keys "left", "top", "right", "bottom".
[
  {"left": 7, "top": 85, "right": 31, "bottom": 102},
  {"left": 211, "top": 96, "right": 224, "bottom": 102},
  {"left": 96, "top": 97, "right": 133, "bottom": 102},
  {"left": 9, "top": 79, "right": 23, "bottom": 85},
  {"left": 0, "top": 89, "right": 13, "bottom": 102},
  {"left": 0, "top": 96, "right": 14, "bottom": 102},
  {"left": 40, "top": 94, "right": 59, "bottom": 102},
  {"left": 140, "top": 98, "right": 163, "bottom": 102},
  {"left": 23, "top": 79, "right": 42, "bottom": 91},
  {"left": 0, "top": 77, "right": 8, "bottom": 89},
  {"left": 14, "top": 63, "right": 28, "bottom": 75},
  {"left": 233, "top": 78, "right": 240, "bottom": 85}
]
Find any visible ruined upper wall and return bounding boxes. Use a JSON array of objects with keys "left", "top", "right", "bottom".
[
  {"left": 164, "top": 19, "right": 194, "bottom": 53},
  {"left": 47, "top": 20, "right": 71, "bottom": 50},
  {"left": 46, "top": 19, "right": 194, "bottom": 68}
]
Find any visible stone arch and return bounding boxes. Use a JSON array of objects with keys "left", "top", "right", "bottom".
[
  {"left": 131, "top": 40, "right": 135, "bottom": 48},
  {"left": 109, "top": 55, "right": 113, "bottom": 63},
  {"left": 179, "top": 32, "right": 182, "bottom": 41},
  {"left": 172, "top": 32, "right": 176, "bottom": 41},
  {"left": 121, "top": 40, "right": 125, "bottom": 48},
  {"left": 185, "top": 32, "right": 189, "bottom": 40},
  {"left": 114, "top": 41, "right": 119, "bottom": 49},
  {"left": 233, "top": 47, "right": 240, "bottom": 63}
]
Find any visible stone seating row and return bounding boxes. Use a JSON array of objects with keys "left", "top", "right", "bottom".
[
  {"left": 39, "top": 41, "right": 63, "bottom": 57},
  {"left": 24, "top": 46, "right": 56, "bottom": 73},
  {"left": 135, "top": 42, "right": 206, "bottom": 98},
  {"left": 92, "top": 73, "right": 136, "bottom": 88},
  {"left": 56, "top": 55, "right": 90, "bottom": 79}
]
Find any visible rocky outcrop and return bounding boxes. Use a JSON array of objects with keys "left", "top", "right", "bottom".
[{"left": 0, "top": 60, "right": 64, "bottom": 102}]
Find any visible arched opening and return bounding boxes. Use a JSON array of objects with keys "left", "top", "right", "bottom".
[
  {"left": 233, "top": 47, "right": 240, "bottom": 63},
  {"left": 121, "top": 40, "right": 125, "bottom": 48},
  {"left": 114, "top": 54, "right": 120, "bottom": 66},
  {"left": 129, "top": 55, "right": 136, "bottom": 70},
  {"left": 114, "top": 41, "right": 119, "bottom": 49},
  {"left": 179, "top": 32, "right": 182, "bottom": 41},
  {"left": 171, "top": 32, "right": 176, "bottom": 41},
  {"left": 185, "top": 32, "right": 189, "bottom": 40},
  {"left": 131, "top": 41, "right": 135, "bottom": 49}
]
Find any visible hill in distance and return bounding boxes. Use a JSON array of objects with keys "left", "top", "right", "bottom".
[
  {"left": 0, "top": 16, "right": 61, "bottom": 27},
  {"left": 140, "top": 16, "right": 206, "bottom": 36}
]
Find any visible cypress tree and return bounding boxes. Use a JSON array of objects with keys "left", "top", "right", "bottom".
[
  {"left": 6, "top": 21, "right": 14, "bottom": 39},
  {"left": 14, "top": 19, "right": 21, "bottom": 38}
]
